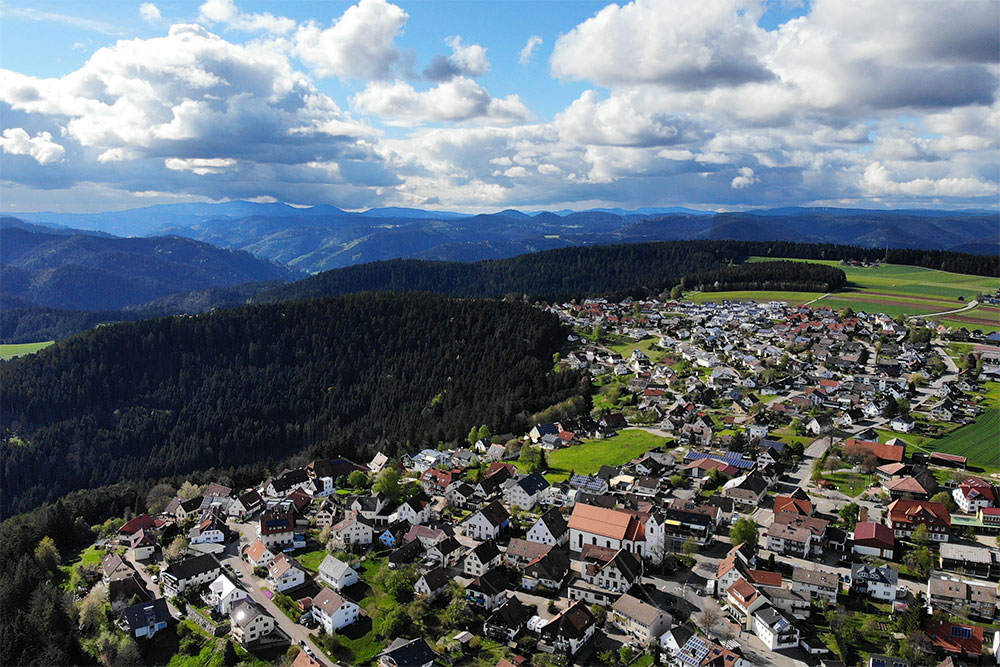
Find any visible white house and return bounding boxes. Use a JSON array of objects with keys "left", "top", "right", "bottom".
[
  {"left": 503, "top": 473, "right": 550, "bottom": 510},
  {"left": 415, "top": 568, "right": 450, "bottom": 603},
  {"left": 890, "top": 417, "right": 915, "bottom": 433},
  {"left": 527, "top": 508, "right": 569, "bottom": 546},
  {"left": 244, "top": 540, "right": 275, "bottom": 570},
  {"left": 206, "top": 575, "right": 249, "bottom": 615},
  {"left": 393, "top": 498, "right": 431, "bottom": 526},
  {"left": 161, "top": 554, "right": 221, "bottom": 597},
  {"left": 567, "top": 503, "right": 647, "bottom": 557},
  {"left": 753, "top": 606, "right": 799, "bottom": 650},
  {"left": 328, "top": 512, "right": 375, "bottom": 549},
  {"left": 462, "top": 501, "right": 510, "bottom": 541},
  {"left": 851, "top": 564, "right": 898, "bottom": 602},
  {"left": 266, "top": 554, "right": 306, "bottom": 593},
  {"left": 953, "top": 478, "right": 996, "bottom": 514},
  {"left": 318, "top": 555, "right": 359, "bottom": 592},
  {"left": 311, "top": 588, "right": 361, "bottom": 633},
  {"left": 463, "top": 539, "right": 502, "bottom": 577},
  {"left": 230, "top": 600, "right": 275, "bottom": 647}
]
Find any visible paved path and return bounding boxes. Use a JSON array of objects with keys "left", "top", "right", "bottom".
[
  {"left": 803, "top": 293, "right": 830, "bottom": 306},
  {"left": 909, "top": 299, "right": 978, "bottom": 321}
]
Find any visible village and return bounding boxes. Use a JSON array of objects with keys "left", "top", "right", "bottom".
[{"left": 74, "top": 295, "right": 1000, "bottom": 667}]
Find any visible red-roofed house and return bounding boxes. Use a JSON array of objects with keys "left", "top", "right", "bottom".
[
  {"left": 117, "top": 514, "right": 157, "bottom": 544},
  {"left": 925, "top": 618, "right": 983, "bottom": 660},
  {"left": 852, "top": 521, "right": 895, "bottom": 559},
  {"left": 843, "top": 438, "right": 905, "bottom": 464},
  {"left": 773, "top": 495, "right": 813, "bottom": 516},
  {"left": 887, "top": 499, "right": 951, "bottom": 542},
  {"left": 420, "top": 468, "right": 455, "bottom": 495},
  {"left": 953, "top": 477, "right": 997, "bottom": 514}
]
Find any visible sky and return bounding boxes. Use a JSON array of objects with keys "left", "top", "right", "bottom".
[{"left": 0, "top": 0, "right": 998, "bottom": 213}]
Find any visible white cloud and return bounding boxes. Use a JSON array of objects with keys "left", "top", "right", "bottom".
[
  {"left": 139, "top": 3, "right": 162, "bottom": 23},
  {"left": 730, "top": 166, "right": 758, "bottom": 189},
  {"left": 198, "top": 0, "right": 295, "bottom": 34},
  {"left": 519, "top": 36, "right": 542, "bottom": 65},
  {"left": 293, "top": 0, "right": 408, "bottom": 79},
  {"left": 861, "top": 162, "right": 995, "bottom": 198},
  {"left": 352, "top": 78, "right": 530, "bottom": 125},
  {"left": 0, "top": 128, "right": 65, "bottom": 164},
  {"left": 164, "top": 157, "right": 237, "bottom": 174},
  {"left": 445, "top": 36, "right": 490, "bottom": 77},
  {"left": 554, "top": 90, "right": 688, "bottom": 147}
]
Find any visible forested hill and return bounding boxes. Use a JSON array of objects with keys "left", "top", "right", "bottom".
[
  {"left": 0, "top": 293, "right": 581, "bottom": 516},
  {"left": 691, "top": 261, "right": 848, "bottom": 293},
  {"left": 258, "top": 240, "right": 997, "bottom": 304}
]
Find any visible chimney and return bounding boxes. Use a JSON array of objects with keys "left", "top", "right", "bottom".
[{"left": 859, "top": 506, "right": 869, "bottom": 522}]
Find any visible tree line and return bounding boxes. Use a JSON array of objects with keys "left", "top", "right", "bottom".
[
  {"left": 689, "top": 260, "right": 848, "bottom": 293},
  {"left": 1, "top": 293, "right": 583, "bottom": 517}
]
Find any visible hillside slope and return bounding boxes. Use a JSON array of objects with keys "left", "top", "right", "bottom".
[
  {"left": 0, "top": 222, "right": 301, "bottom": 310},
  {"left": 0, "top": 293, "right": 581, "bottom": 516}
]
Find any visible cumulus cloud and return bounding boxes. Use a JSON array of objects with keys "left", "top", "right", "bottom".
[
  {"left": 293, "top": 0, "right": 408, "bottom": 79},
  {"left": 861, "top": 162, "right": 995, "bottom": 198},
  {"left": 352, "top": 78, "right": 530, "bottom": 125},
  {"left": 139, "top": 3, "right": 162, "bottom": 23},
  {"left": 551, "top": 0, "right": 773, "bottom": 89},
  {"left": 423, "top": 36, "right": 491, "bottom": 81},
  {"left": 198, "top": 0, "right": 295, "bottom": 34},
  {"left": 0, "top": 128, "right": 65, "bottom": 164},
  {"left": 730, "top": 167, "right": 758, "bottom": 189},
  {"left": 555, "top": 90, "right": 691, "bottom": 147},
  {"left": 519, "top": 36, "right": 542, "bottom": 65},
  {"left": 164, "top": 157, "right": 237, "bottom": 174}
]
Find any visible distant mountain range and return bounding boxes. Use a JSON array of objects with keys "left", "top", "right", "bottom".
[
  {"left": 16, "top": 202, "right": 998, "bottom": 274},
  {"left": 0, "top": 217, "right": 301, "bottom": 311}
]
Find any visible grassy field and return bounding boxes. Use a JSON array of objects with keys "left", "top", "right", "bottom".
[
  {"left": 907, "top": 408, "right": 1000, "bottom": 470},
  {"left": 684, "top": 290, "right": 824, "bottom": 305},
  {"left": 822, "top": 471, "right": 872, "bottom": 497},
  {"left": 291, "top": 548, "right": 327, "bottom": 573},
  {"left": 540, "top": 428, "right": 671, "bottom": 482},
  {"left": 0, "top": 341, "right": 54, "bottom": 359},
  {"left": 732, "top": 258, "right": 999, "bottom": 328}
]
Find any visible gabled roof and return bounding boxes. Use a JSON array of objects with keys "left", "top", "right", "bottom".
[
  {"left": 467, "top": 567, "right": 507, "bottom": 596},
  {"left": 379, "top": 637, "right": 437, "bottom": 667},
  {"left": 524, "top": 549, "right": 570, "bottom": 582},
  {"left": 506, "top": 538, "right": 552, "bottom": 563},
  {"left": 485, "top": 596, "right": 531, "bottom": 629},
  {"left": 887, "top": 499, "right": 951, "bottom": 526},
  {"left": 418, "top": 567, "right": 449, "bottom": 592},
  {"left": 568, "top": 503, "right": 645, "bottom": 541},
  {"left": 853, "top": 521, "right": 894, "bottom": 546},
  {"left": 245, "top": 539, "right": 272, "bottom": 562},
  {"left": 318, "top": 555, "right": 353, "bottom": 581},
  {"left": 469, "top": 539, "right": 501, "bottom": 564},
  {"left": 541, "top": 600, "right": 595, "bottom": 640},
  {"left": 773, "top": 496, "right": 812, "bottom": 515},
  {"left": 471, "top": 501, "right": 511, "bottom": 528},
  {"left": 164, "top": 553, "right": 219, "bottom": 581},
  {"left": 925, "top": 619, "right": 983, "bottom": 656},
  {"left": 536, "top": 508, "right": 568, "bottom": 538},
  {"left": 120, "top": 597, "right": 169, "bottom": 631},
  {"left": 516, "top": 472, "right": 550, "bottom": 495},
  {"left": 312, "top": 588, "right": 354, "bottom": 616},
  {"left": 612, "top": 593, "right": 668, "bottom": 625}
]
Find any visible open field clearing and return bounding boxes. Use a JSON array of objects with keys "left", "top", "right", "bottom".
[
  {"left": 533, "top": 428, "right": 671, "bottom": 482},
  {"left": 0, "top": 341, "right": 54, "bottom": 359},
  {"left": 684, "top": 290, "right": 825, "bottom": 305}
]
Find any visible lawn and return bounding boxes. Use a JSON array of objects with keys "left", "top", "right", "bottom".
[
  {"left": 541, "top": 428, "right": 671, "bottom": 481},
  {"left": 291, "top": 548, "right": 327, "bottom": 573},
  {"left": 59, "top": 544, "right": 107, "bottom": 591},
  {"left": 607, "top": 336, "right": 672, "bottom": 363},
  {"left": 0, "top": 341, "right": 54, "bottom": 360},
  {"left": 822, "top": 471, "right": 871, "bottom": 497}
]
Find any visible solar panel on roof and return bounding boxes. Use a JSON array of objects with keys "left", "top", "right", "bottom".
[{"left": 951, "top": 625, "right": 972, "bottom": 638}]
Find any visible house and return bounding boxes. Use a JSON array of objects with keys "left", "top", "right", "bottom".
[
  {"left": 773, "top": 494, "right": 813, "bottom": 517},
  {"left": 244, "top": 539, "right": 275, "bottom": 569},
  {"left": 660, "top": 501, "right": 718, "bottom": 550},
  {"left": 611, "top": 593, "right": 672, "bottom": 643},
  {"left": 867, "top": 656, "right": 910, "bottom": 667},
  {"left": 768, "top": 512, "right": 828, "bottom": 556},
  {"left": 463, "top": 539, "right": 502, "bottom": 577},
  {"left": 318, "top": 555, "right": 358, "bottom": 592},
  {"left": 889, "top": 416, "right": 915, "bottom": 433},
  {"left": 117, "top": 514, "right": 157, "bottom": 544},
  {"left": 328, "top": 512, "right": 375, "bottom": 549},
  {"left": 102, "top": 553, "right": 134, "bottom": 584},
  {"left": 426, "top": 535, "right": 464, "bottom": 567},
  {"left": 581, "top": 545, "right": 643, "bottom": 593},
  {"left": 266, "top": 553, "right": 306, "bottom": 593},
  {"left": 843, "top": 438, "right": 905, "bottom": 464},
  {"left": 504, "top": 472, "right": 550, "bottom": 510},
  {"left": 228, "top": 489, "right": 264, "bottom": 520},
  {"left": 462, "top": 501, "right": 511, "bottom": 541},
  {"left": 257, "top": 514, "right": 296, "bottom": 550},
  {"left": 377, "top": 637, "right": 437, "bottom": 667},
  {"left": 659, "top": 625, "right": 696, "bottom": 661},
  {"left": 850, "top": 563, "right": 897, "bottom": 601},
  {"left": 927, "top": 572, "right": 998, "bottom": 621},
  {"left": 189, "top": 510, "right": 229, "bottom": 545},
  {"left": 314, "top": 498, "right": 336, "bottom": 528},
  {"left": 129, "top": 529, "right": 158, "bottom": 561},
  {"left": 886, "top": 499, "right": 951, "bottom": 542},
  {"left": 674, "top": 635, "right": 751, "bottom": 667},
  {"left": 527, "top": 508, "right": 569, "bottom": 546},
  {"left": 264, "top": 469, "right": 313, "bottom": 498},
  {"left": 953, "top": 477, "right": 997, "bottom": 513},
  {"left": 939, "top": 543, "right": 1000, "bottom": 580},
  {"left": 726, "top": 578, "right": 768, "bottom": 629},
  {"left": 805, "top": 416, "right": 833, "bottom": 435},
  {"left": 161, "top": 553, "right": 221, "bottom": 597},
  {"left": 206, "top": 574, "right": 249, "bottom": 615},
  {"left": 722, "top": 472, "right": 769, "bottom": 508},
  {"left": 229, "top": 600, "right": 275, "bottom": 648},
  {"left": 483, "top": 596, "right": 532, "bottom": 642},
  {"left": 567, "top": 503, "right": 647, "bottom": 557},
  {"left": 311, "top": 587, "right": 361, "bottom": 633},
  {"left": 118, "top": 598, "right": 170, "bottom": 639},
  {"left": 415, "top": 567, "right": 450, "bottom": 602},
  {"left": 368, "top": 452, "right": 390, "bottom": 474},
  {"left": 852, "top": 522, "right": 895, "bottom": 559},
  {"left": 924, "top": 618, "right": 983, "bottom": 662},
  {"left": 540, "top": 601, "right": 597, "bottom": 657},
  {"left": 404, "top": 524, "right": 449, "bottom": 549},
  {"left": 790, "top": 568, "right": 839, "bottom": 603},
  {"left": 420, "top": 468, "right": 454, "bottom": 496},
  {"left": 166, "top": 496, "right": 204, "bottom": 523},
  {"left": 109, "top": 573, "right": 151, "bottom": 614},
  {"left": 752, "top": 605, "right": 799, "bottom": 651},
  {"left": 465, "top": 568, "right": 508, "bottom": 610},
  {"left": 505, "top": 538, "right": 552, "bottom": 568},
  {"left": 883, "top": 471, "right": 937, "bottom": 501},
  {"left": 521, "top": 549, "right": 570, "bottom": 591}
]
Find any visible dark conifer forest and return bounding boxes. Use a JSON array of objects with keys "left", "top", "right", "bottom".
[
  {"left": 0, "top": 293, "right": 581, "bottom": 517},
  {"left": 690, "top": 261, "right": 848, "bottom": 293}
]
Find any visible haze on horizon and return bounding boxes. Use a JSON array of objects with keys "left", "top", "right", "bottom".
[{"left": 1, "top": 0, "right": 998, "bottom": 214}]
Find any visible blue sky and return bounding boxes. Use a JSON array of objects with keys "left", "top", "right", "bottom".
[{"left": 0, "top": 0, "right": 997, "bottom": 213}]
